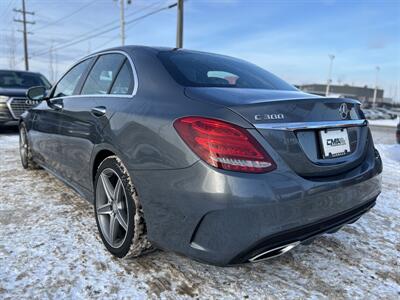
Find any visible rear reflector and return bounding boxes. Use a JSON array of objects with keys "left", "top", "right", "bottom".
[{"left": 174, "top": 116, "right": 276, "bottom": 173}]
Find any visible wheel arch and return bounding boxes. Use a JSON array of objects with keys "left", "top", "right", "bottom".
[{"left": 91, "top": 149, "right": 116, "bottom": 186}]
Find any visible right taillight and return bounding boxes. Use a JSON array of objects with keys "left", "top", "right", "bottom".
[{"left": 173, "top": 116, "right": 276, "bottom": 173}]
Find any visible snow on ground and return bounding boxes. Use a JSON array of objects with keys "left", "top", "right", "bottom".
[
  {"left": 0, "top": 134, "right": 399, "bottom": 299},
  {"left": 368, "top": 117, "right": 399, "bottom": 128}
]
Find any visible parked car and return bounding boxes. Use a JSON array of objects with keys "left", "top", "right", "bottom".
[
  {"left": 375, "top": 108, "right": 397, "bottom": 119},
  {"left": 362, "top": 108, "right": 394, "bottom": 120},
  {"left": 362, "top": 109, "right": 372, "bottom": 119},
  {"left": 0, "top": 70, "right": 51, "bottom": 126},
  {"left": 19, "top": 46, "right": 382, "bottom": 266}
]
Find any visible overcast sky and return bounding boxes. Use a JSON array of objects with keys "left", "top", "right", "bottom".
[{"left": 0, "top": 0, "right": 399, "bottom": 101}]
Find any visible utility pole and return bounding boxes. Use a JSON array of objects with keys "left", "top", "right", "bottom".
[
  {"left": 120, "top": 0, "right": 125, "bottom": 46},
  {"left": 372, "top": 66, "right": 380, "bottom": 108},
  {"left": 115, "top": 0, "right": 131, "bottom": 46},
  {"left": 13, "top": 0, "right": 35, "bottom": 71},
  {"left": 176, "top": 0, "right": 184, "bottom": 48},
  {"left": 325, "top": 54, "right": 335, "bottom": 96}
]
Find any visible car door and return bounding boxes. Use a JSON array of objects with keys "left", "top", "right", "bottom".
[
  {"left": 56, "top": 53, "right": 128, "bottom": 192},
  {"left": 30, "top": 58, "right": 93, "bottom": 172}
]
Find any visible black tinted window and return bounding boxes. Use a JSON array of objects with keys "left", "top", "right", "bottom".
[
  {"left": 110, "top": 61, "right": 134, "bottom": 95},
  {"left": 54, "top": 59, "right": 92, "bottom": 98},
  {"left": 0, "top": 71, "right": 50, "bottom": 89},
  {"left": 81, "top": 54, "right": 125, "bottom": 95},
  {"left": 158, "top": 51, "right": 296, "bottom": 90}
]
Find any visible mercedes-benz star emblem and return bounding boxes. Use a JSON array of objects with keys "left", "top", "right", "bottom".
[{"left": 339, "top": 103, "right": 349, "bottom": 119}]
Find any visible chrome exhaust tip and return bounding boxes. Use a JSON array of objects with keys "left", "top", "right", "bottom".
[{"left": 249, "top": 241, "right": 300, "bottom": 263}]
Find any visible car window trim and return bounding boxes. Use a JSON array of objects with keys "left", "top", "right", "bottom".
[
  {"left": 50, "top": 50, "right": 138, "bottom": 100},
  {"left": 51, "top": 57, "right": 94, "bottom": 99},
  {"left": 74, "top": 56, "right": 98, "bottom": 95},
  {"left": 106, "top": 57, "right": 127, "bottom": 94},
  {"left": 79, "top": 53, "right": 125, "bottom": 96},
  {"left": 109, "top": 59, "right": 134, "bottom": 95}
]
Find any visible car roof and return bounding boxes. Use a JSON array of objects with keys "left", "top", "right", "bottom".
[
  {"left": 87, "top": 45, "right": 217, "bottom": 57},
  {"left": 87, "top": 45, "right": 173, "bottom": 55}
]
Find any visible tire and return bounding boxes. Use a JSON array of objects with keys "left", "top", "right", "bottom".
[
  {"left": 94, "top": 156, "right": 152, "bottom": 258},
  {"left": 19, "top": 123, "right": 39, "bottom": 170}
]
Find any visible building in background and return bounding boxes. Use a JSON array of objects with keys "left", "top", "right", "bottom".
[{"left": 298, "top": 83, "right": 393, "bottom": 107}]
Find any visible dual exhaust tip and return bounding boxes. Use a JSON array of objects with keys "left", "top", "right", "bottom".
[{"left": 248, "top": 241, "right": 300, "bottom": 263}]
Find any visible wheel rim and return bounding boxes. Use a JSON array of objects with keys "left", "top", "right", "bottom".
[
  {"left": 96, "top": 168, "right": 130, "bottom": 248},
  {"left": 19, "top": 127, "right": 28, "bottom": 166}
]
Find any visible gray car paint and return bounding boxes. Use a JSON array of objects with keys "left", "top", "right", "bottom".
[{"left": 21, "top": 46, "right": 382, "bottom": 266}]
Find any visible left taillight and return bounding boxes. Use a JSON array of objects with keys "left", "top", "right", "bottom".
[{"left": 173, "top": 116, "right": 276, "bottom": 173}]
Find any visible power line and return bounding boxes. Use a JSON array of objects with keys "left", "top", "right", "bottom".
[
  {"left": 29, "top": 1, "right": 162, "bottom": 58},
  {"left": 30, "top": 1, "right": 175, "bottom": 59},
  {"left": 93, "top": 34, "right": 120, "bottom": 51},
  {"left": 0, "top": 0, "right": 14, "bottom": 20},
  {"left": 34, "top": 0, "right": 98, "bottom": 32}
]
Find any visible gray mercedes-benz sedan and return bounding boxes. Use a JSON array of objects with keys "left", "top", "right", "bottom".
[{"left": 20, "top": 46, "right": 382, "bottom": 266}]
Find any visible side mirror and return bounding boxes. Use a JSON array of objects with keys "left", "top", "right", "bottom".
[{"left": 27, "top": 86, "right": 47, "bottom": 101}]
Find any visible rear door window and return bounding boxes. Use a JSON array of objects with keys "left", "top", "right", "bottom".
[
  {"left": 110, "top": 60, "right": 134, "bottom": 95},
  {"left": 81, "top": 54, "right": 125, "bottom": 95}
]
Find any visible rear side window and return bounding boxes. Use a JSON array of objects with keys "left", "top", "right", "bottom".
[
  {"left": 110, "top": 61, "right": 134, "bottom": 95},
  {"left": 158, "top": 51, "right": 296, "bottom": 91},
  {"left": 53, "top": 58, "right": 92, "bottom": 98},
  {"left": 81, "top": 54, "right": 125, "bottom": 95}
]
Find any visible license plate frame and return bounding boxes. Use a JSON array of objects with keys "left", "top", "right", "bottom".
[{"left": 319, "top": 128, "right": 351, "bottom": 159}]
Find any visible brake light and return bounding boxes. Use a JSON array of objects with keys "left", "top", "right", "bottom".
[{"left": 174, "top": 116, "right": 276, "bottom": 173}]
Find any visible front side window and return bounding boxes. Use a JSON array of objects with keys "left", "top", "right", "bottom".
[
  {"left": 53, "top": 58, "right": 92, "bottom": 98},
  {"left": 158, "top": 51, "right": 296, "bottom": 91},
  {"left": 81, "top": 54, "right": 125, "bottom": 95},
  {"left": 110, "top": 61, "right": 134, "bottom": 95}
]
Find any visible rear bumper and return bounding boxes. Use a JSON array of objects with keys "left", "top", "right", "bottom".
[
  {"left": 131, "top": 136, "right": 382, "bottom": 266},
  {"left": 230, "top": 197, "right": 377, "bottom": 264}
]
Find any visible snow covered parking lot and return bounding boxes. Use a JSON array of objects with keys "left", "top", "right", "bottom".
[{"left": 0, "top": 133, "right": 399, "bottom": 299}]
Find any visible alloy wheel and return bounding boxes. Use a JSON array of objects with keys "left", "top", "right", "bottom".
[
  {"left": 96, "top": 168, "right": 130, "bottom": 249},
  {"left": 19, "top": 127, "right": 28, "bottom": 167}
]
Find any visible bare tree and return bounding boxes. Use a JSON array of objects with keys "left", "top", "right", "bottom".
[
  {"left": 87, "top": 39, "right": 91, "bottom": 54},
  {"left": 54, "top": 47, "right": 58, "bottom": 82},
  {"left": 49, "top": 40, "right": 55, "bottom": 82},
  {"left": 6, "top": 30, "right": 17, "bottom": 69}
]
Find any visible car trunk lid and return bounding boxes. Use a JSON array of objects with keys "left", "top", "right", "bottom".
[{"left": 185, "top": 87, "right": 369, "bottom": 177}]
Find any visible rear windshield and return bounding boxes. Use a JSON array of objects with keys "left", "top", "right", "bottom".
[
  {"left": 158, "top": 51, "right": 296, "bottom": 90},
  {"left": 0, "top": 71, "right": 51, "bottom": 89}
]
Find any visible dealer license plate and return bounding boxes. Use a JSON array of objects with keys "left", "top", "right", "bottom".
[{"left": 319, "top": 128, "right": 351, "bottom": 158}]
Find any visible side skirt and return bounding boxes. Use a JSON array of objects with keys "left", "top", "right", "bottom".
[{"left": 36, "top": 162, "right": 94, "bottom": 204}]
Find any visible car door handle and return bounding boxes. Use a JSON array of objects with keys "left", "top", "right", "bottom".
[{"left": 91, "top": 106, "right": 106, "bottom": 117}]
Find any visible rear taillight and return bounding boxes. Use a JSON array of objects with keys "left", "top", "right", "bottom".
[{"left": 173, "top": 116, "right": 276, "bottom": 173}]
